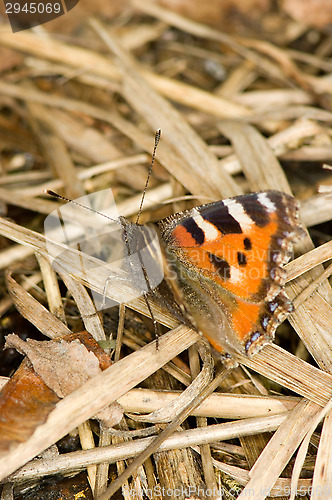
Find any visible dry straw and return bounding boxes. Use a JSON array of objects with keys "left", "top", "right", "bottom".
[{"left": 0, "top": 3, "right": 331, "bottom": 499}]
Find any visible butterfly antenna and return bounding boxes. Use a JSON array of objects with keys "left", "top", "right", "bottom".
[
  {"left": 45, "top": 190, "right": 120, "bottom": 225},
  {"left": 136, "top": 129, "right": 161, "bottom": 225}
]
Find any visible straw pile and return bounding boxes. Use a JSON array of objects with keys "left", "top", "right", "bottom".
[{"left": 0, "top": 1, "right": 332, "bottom": 498}]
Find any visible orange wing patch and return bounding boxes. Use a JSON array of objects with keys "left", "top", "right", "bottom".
[{"left": 171, "top": 216, "right": 279, "bottom": 301}]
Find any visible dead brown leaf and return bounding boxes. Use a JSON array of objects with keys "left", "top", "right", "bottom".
[
  {"left": 0, "top": 332, "right": 123, "bottom": 454},
  {"left": 5, "top": 334, "right": 101, "bottom": 398},
  {"left": 0, "top": 360, "right": 60, "bottom": 453}
]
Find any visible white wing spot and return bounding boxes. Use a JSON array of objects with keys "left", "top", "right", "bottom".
[
  {"left": 223, "top": 199, "right": 254, "bottom": 230},
  {"left": 193, "top": 213, "right": 219, "bottom": 241},
  {"left": 230, "top": 266, "right": 243, "bottom": 284},
  {"left": 257, "top": 193, "right": 276, "bottom": 213}
]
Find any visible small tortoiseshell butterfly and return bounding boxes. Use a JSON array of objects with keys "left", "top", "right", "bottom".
[
  {"left": 121, "top": 190, "right": 304, "bottom": 365},
  {"left": 47, "top": 130, "right": 304, "bottom": 365}
]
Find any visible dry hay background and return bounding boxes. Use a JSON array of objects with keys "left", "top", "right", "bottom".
[{"left": 0, "top": 1, "right": 332, "bottom": 499}]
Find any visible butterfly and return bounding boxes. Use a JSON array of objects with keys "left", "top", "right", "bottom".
[
  {"left": 120, "top": 190, "right": 304, "bottom": 365},
  {"left": 46, "top": 170, "right": 304, "bottom": 365}
]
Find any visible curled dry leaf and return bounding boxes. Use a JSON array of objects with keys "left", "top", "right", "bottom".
[
  {"left": 0, "top": 332, "right": 123, "bottom": 453},
  {"left": 5, "top": 334, "right": 101, "bottom": 398}
]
